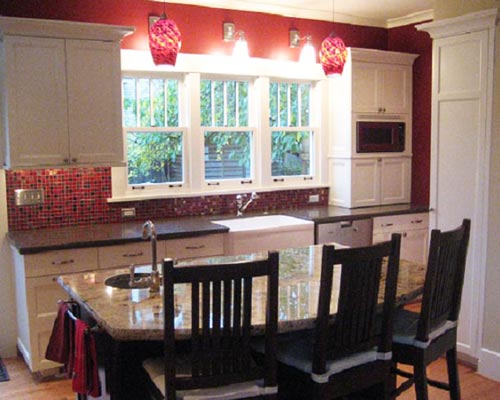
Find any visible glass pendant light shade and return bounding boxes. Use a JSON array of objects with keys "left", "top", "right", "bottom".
[
  {"left": 232, "top": 32, "right": 249, "bottom": 58},
  {"left": 319, "top": 34, "right": 347, "bottom": 76},
  {"left": 149, "top": 15, "right": 182, "bottom": 66},
  {"left": 299, "top": 37, "right": 315, "bottom": 64}
]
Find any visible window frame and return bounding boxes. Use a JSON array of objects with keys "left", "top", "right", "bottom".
[{"left": 110, "top": 51, "right": 327, "bottom": 202}]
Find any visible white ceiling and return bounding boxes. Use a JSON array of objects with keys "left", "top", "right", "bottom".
[{"left": 160, "top": 0, "right": 435, "bottom": 28}]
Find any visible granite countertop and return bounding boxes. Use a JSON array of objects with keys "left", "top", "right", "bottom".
[
  {"left": 8, "top": 204, "right": 428, "bottom": 255},
  {"left": 58, "top": 244, "right": 426, "bottom": 341}
]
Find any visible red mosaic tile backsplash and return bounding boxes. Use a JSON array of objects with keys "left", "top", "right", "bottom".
[{"left": 6, "top": 167, "right": 329, "bottom": 231}]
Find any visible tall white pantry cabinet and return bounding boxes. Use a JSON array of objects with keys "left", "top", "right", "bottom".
[
  {"left": 0, "top": 17, "right": 134, "bottom": 168},
  {"left": 417, "top": 9, "right": 498, "bottom": 371},
  {"left": 328, "top": 48, "right": 418, "bottom": 208}
]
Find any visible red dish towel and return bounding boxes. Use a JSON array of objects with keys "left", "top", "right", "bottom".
[
  {"left": 45, "top": 302, "right": 71, "bottom": 364},
  {"left": 72, "top": 319, "right": 101, "bottom": 397}
]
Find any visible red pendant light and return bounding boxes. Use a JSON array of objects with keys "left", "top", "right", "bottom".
[
  {"left": 319, "top": 33, "right": 347, "bottom": 76},
  {"left": 149, "top": 14, "right": 182, "bottom": 66},
  {"left": 319, "top": 0, "right": 347, "bottom": 76}
]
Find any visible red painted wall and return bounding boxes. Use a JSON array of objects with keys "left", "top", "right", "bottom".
[
  {"left": 0, "top": 0, "right": 388, "bottom": 60},
  {"left": 0, "top": 1, "right": 431, "bottom": 230},
  {"left": 388, "top": 24, "right": 432, "bottom": 206}
]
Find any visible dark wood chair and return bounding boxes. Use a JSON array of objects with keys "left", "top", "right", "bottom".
[
  {"left": 262, "top": 235, "right": 401, "bottom": 400},
  {"left": 142, "top": 252, "right": 279, "bottom": 400},
  {"left": 392, "top": 219, "right": 471, "bottom": 400}
]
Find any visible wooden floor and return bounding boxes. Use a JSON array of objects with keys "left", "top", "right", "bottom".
[{"left": 1, "top": 356, "right": 499, "bottom": 399}]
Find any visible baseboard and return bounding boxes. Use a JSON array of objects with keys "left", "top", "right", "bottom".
[{"left": 478, "top": 348, "right": 500, "bottom": 382}]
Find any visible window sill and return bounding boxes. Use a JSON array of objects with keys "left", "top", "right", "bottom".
[{"left": 106, "top": 184, "right": 329, "bottom": 203}]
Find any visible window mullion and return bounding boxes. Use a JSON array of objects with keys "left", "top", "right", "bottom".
[
  {"left": 149, "top": 80, "right": 154, "bottom": 126},
  {"left": 135, "top": 79, "right": 140, "bottom": 127},
  {"left": 211, "top": 81, "right": 215, "bottom": 126},
  {"left": 298, "top": 85, "right": 302, "bottom": 128},
  {"left": 164, "top": 80, "right": 168, "bottom": 127},
  {"left": 223, "top": 81, "right": 228, "bottom": 127},
  {"left": 287, "top": 84, "right": 291, "bottom": 127}
]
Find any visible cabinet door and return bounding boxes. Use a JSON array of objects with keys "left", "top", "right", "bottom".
[
  {"left": 379, "top": 65, "right": 412, "bottom": 115},
  {"left": 352, "top": 63, "right": 411, "bottom": 115},
  {"left": 26, "top": 275, "right": 70, "bottom": 372},
  {"left": 4, "top": 36, "right": 69, "bottom": 167},
  {"left": 380, "top": 157, "right": 411, "bottom": 205},
  {"left": 373, "top": 228, "right": 429, "bottom": 264},
  {"left": 351, "top": 158, "right": 380, "bottom": 207},
  {"left": 352, "top": 63, "right": 379, "bottom": 113},
  {"left": 66, "top": 40, "right": 124, "bottom": 165}
]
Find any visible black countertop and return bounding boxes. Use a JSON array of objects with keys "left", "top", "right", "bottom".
[{"left": 8, "top": 204, "right": 428, "bottom": 255}]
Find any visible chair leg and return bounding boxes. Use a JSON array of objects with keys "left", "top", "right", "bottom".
[
  {"left": 413, "top": 362, "right": 429, "bottom": 400},
  {"left": 446, "top": 347, "right": 461, "bottom": 400}
]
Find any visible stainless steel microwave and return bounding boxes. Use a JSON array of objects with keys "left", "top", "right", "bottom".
[{"left": 356, "top": 121, "right": 405, "bottom": 153}]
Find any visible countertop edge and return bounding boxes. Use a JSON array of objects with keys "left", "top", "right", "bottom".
[{"left": 9, "top": 205, "right": 429, "bottom": 255}]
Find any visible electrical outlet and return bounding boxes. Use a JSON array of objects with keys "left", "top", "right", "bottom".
[
  {"left": 15, "top": 189, "right": 44, "bottom": 206},
  {"left": 308, "top": 194, "right": 320, "bottom": 203},
  {"left": 121, "top": 208, "right": 136, "bottom": 218}
]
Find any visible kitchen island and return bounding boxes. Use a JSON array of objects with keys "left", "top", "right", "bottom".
[
  {"left": 57, "top": 244, "right": 425, "bottom": 399},
  {"left": 58, "top": 244, "right": 425, "bottom": 340}
]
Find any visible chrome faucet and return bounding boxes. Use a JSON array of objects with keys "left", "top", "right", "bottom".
[
  {"left": 236, "top": 192, "right": 259, "bottom": 216},
  {"left": 139, "top": 220, "right": 160, "bottom": 293}
]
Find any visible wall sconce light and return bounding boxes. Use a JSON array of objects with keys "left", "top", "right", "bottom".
[
  {"left": 223, "top": 22, "right": 249, "bottom": 58},
  {"left": 149, "top": 13, "right": 182, "bottom": 66},
  {"left": 289, "top": 29, "right": 316, "bottom": 64}
]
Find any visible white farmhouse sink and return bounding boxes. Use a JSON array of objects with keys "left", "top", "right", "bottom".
[{"left": 212, "top": 215, "right": 314, "bottom": 256}]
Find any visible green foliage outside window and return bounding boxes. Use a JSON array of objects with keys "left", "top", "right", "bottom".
[{"left": 123, "top": 77, "right": 182, "bottom": 185}]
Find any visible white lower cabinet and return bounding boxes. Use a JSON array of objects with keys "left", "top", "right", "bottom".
[
  {"left": 12, "top": 233, "right": 225, "bottom": 373},
  {"left": 12, "top": 247, "right": 98, "bottom": 373},
  {"left": 330, "top": 156, "right": 411, "bottom": 208},
  {"left": 372, "top": 213, "right": 429, "bottom": 264},
  {"left": 165, "top": 234, "right": 224, "bottom": 260}
]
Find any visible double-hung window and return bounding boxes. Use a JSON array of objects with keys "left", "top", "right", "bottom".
[
  {"left": 122, "top": 75, "right": 186, "bottom": 191},
  {"left": 200, "top": 77, "right": 254, "bottom": 188},
  {"left": 269, "top": 80, "right": 315, "bottom": 182}
]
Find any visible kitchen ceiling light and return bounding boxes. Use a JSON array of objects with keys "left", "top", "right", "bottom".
[
  {"left": 319, "top": 33, "right": 347, "bottom": 75},
  {"left": 320, "top": 0, "right": 347, "bottom": 76},
  {"left": 149, "top": 13, "right": 182, "bottom": 66}
]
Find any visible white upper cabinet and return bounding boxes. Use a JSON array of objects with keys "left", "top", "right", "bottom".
[
  {"left": 352, "top": 62, "right": 413, "bottom": 115},
  {"left": 0, "top": 17, "right": 134, "bottom": 169}
]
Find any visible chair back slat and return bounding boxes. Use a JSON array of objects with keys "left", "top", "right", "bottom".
[
  {"left": 162, "top": 253, "right": 279, "bottom": 398},
  {"left": 416, "top": 219, "right": 471, "bottom": 342},
  {"left": 312, "top": 235, "right": 401, "bottom": 374}
]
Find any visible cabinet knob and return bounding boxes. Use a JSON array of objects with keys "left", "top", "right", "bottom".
[
  {"left": 63, "top": 158, "right": 70, "bottom": 164},
  {"left": 71, "top": 158, "right": 77, "bottom": 163}
]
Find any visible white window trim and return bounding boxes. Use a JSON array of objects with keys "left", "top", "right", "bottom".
[{"left": 109, "top": 50, "right": 328, "bottom": 203}]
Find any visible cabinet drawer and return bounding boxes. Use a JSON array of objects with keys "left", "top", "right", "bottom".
[
  {"left": 98, "top": 242, "right": 165, "bottom": 269},
  {"left": 24, "top": 248, "right": 98, "bottom": 278},
  {"left": 373, "top": 213, "right": 428, "bottom": 234},
  {"left": 165, "top": 234, "right": 224, "bottom": 260}
]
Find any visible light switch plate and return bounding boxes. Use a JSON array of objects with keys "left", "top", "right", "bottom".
[{"left": 15, "top": 189, "right": 44, "bottom": 206}]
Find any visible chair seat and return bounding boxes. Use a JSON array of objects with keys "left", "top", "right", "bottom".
[
  {"left": 253, "top": 330, "right": 391, "bottom": 384},
  {"left": 393, "top": 309, "right": 457, "bottom": 349},
  {"left": 142, "top": 357, "right": 277, "bottom": 400}
]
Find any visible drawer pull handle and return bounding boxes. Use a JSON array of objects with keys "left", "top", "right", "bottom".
[
  {"left": 51, "top": 259, "right": 74, "bottom": 265},
  {"left": 122, "top": 252, "right": 144, "bottom": 257},
  {"left": 381, "top": 223, "right": 393, "bottom": 227},
  {"left": 185, "top": 245, "right": 206, "bottom": 250},
  {"left": 411, "top": 219, "right": 423, "bottom": 224}
]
